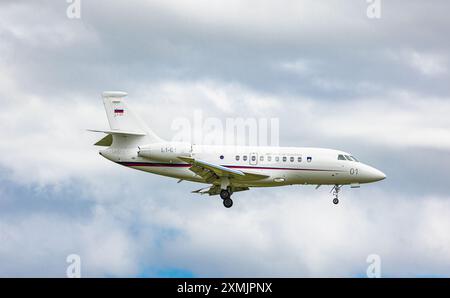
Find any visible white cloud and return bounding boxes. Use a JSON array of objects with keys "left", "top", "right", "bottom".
[
  {"left": 132, "top": 188, "right": 450, "bottom": 277},
  {"left": 0, "top": 206, "right": 139, "bottom": 277},
  {"left": 1, "top": 79, "right": 449, "bottom": 189},
  {"left": 2, "top": 180, "right": 449, "bottom": 277},
  {"left": 148, "top": 0, "right": 364, "bottom": 39},
  {"left": 0, "top": 1, "right": 99, "bottom": 49},
  {"left": 0, "top": 93, "right": 109, "bottom": 186},
  {"left": 388, "top": 50, "right": 448, "bottom": 77},
  {"left": 311, "top": 91, "right": 450, "bottom": 150},
  {"left": 279, "top": 59, "right": 313, "bottom": 75},
  {"left": 409, "top": 51, "right": 447, "bottom": 76},
  {"left": 137, "top": 81, "right": 450, "bottom": 151}
]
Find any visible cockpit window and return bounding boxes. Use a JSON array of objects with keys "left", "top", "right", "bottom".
[
  {"left": 338, "top": 154, "right": 346, "bottom": 161},
  {"left": 339, "top": 154, "right": 360, "bottom": 162}
]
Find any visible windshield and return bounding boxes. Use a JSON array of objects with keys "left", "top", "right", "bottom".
[
  {"left": 350, "top": 155, "right": 359, "bottom": 162},
  {"left": 337, "top": 154, "right": 359, "bottom": 162}
]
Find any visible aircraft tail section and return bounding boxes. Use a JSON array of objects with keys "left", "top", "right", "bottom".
[{"left": 90, "top": 91, "right": 164, "bottom": 148}]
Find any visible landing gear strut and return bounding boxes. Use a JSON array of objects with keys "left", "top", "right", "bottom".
[
  {"left": 331, "top": 185, "right": 341, "bottom": 205},
  {"left": 220, "top": 189, "right": 233, "bottom": 208}
]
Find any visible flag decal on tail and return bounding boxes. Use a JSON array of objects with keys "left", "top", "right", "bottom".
[{"left": 114, "top": 108, "right": 124, "bottom": 116}]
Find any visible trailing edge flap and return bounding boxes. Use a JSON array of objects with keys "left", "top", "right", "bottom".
[
  {"left": 192, "top": 185, "right": 250, "bottom": 196},
  {"left": 178, "top": 156, "right": 269, "bottom": 181}
]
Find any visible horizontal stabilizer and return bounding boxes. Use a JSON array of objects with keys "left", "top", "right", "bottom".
[
  {"left": 94, "top": 134, "right": 113, "bottom": 146},
  {"left": 87, "top": 129, "right": 146, "bottom": 136}
]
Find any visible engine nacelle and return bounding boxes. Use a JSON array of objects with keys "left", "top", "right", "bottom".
[{"left": 138, "top": 142, "right": 192, "bottom": 162}]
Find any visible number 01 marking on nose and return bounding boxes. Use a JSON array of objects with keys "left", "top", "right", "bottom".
[{"left": 350, "top": 168, "right": 359, "bottom": 175}]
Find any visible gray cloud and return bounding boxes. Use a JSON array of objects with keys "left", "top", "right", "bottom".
[{"left": 2, "top": 0, "right": 450, "bottom": 98}]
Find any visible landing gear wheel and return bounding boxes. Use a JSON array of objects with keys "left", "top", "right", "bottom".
[
  {"left": 331, "top": 185, "right": 341, "bottom": 205},
  {"left": 220, "top": 189, "right": 230, "bottom": 200},
  {"left": 223, "top": 198, "right": 233, "bottom": 208}
]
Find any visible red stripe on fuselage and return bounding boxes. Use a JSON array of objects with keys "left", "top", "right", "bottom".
[
  {"left": 119, "top": 162, "right": 190, "bottom": 167},
  {"left": 117, "top": 162, "right": 341, "bottom": 172},
  {"left": 224, "top": 165, "right": 341, "bottom": 172}
]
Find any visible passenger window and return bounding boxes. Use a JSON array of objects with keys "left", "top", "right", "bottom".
[
  {"left": 251, "top": 156, "right": 256, "bottom": 162},
  {"left": 338, "top": 154, "right": 346, "bottom": 161},
  {"left": 260, "top": 156, "right": 264, "bottom": 162},
  {"left": 275, "top": 156, "right": 280, "bottom": 162},
  {"left": 307, "top": 157, "right": 312, "bottom": 162},
  {"left": 298, "top": 156, "right": 302, "bottom": 162},
  {"left": 282, "top": 156, "right": 287, "bottom": 162},
  {"left": 290, "top": 156, "right": 294, "bottom": 162},
  {"left": 236, "top": 155, "right": 240, "bottom": 161},
  {"left": 243, "top": 155, "right": 248, "bottom": 161},
  {"left": 268, "top": 156, "right": 272, "bottom": 162}
]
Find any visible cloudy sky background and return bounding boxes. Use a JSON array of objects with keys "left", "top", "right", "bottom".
[{"left": 1, "top": 0, "right": 450, "bottom": 277}]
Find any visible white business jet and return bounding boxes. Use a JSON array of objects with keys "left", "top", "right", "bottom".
[{"left": 89, "top": 91, "right": 386, "bottom": 208}]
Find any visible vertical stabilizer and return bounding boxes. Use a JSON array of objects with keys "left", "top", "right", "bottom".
[{"left": 101, "top": 91, "right": 163, "bottom": 143}]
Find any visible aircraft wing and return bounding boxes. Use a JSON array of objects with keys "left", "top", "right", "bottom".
[{"left": 178, "top": 156, "right": 269, "bottom": 183}]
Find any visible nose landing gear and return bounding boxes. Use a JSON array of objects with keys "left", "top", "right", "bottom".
[{"left": 331, "top": 185, "right": 341, "bottom": 205}]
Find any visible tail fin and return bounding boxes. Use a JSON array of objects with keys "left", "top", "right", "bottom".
[{"left": 101, "top": 91, "right": 163, "bottom": 143}]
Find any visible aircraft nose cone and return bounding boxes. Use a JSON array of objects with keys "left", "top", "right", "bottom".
[{"left": 370, "top": 167, "right": 386, "bottom": 182}]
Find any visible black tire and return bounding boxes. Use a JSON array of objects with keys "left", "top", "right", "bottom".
[
  {"left": 223, "top": 198, "right": 233, "bottom": 208},
  {"left": 333, "top": 198, "right": 339, "bottom": 205},
  {"left": 220, "top": 189, "right": 230, "bottom": 200}
]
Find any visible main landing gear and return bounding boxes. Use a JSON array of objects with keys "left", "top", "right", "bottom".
[
  {"left": 220, "top": 189, "right": 233, "bottom": 208},
  {"left": 331, "top": 185, "right": 341, "bottom": 205}
]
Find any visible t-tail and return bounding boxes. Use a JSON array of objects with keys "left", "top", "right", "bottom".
[{"left": 89, "top": 91, "right": 163, "bottom": 149}]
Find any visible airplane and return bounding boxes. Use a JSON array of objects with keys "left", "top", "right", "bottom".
[{"left": 89, "top": 91, "right": 386, "bottom": 208}]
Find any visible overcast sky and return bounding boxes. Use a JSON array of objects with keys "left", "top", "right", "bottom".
[{"left": 1, "top": 0, "right": 450, "bottom": 277}]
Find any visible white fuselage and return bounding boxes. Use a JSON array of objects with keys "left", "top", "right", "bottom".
[{"left": 100, "top": 144, "right": 386, "bottom": 187}]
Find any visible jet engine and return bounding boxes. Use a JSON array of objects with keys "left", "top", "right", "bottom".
[{"left": 138, "top": 142, "right": 192, "bottom": 163}]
